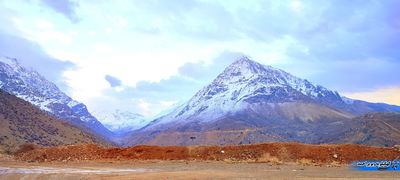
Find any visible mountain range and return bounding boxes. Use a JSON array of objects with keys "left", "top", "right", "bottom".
[
  {"left": 124, "top": 56, "right": 400, "bottom": 146},
  {"left": 0, "top": 55, "right": 399, "bottom": 148}
]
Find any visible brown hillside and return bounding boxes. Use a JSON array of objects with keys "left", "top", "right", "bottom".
[
  {"left": 0, "top": 90, "right": 110, "bottom": 153},
  {"left": 328, "top": 112, "right": 400, "bottom": 147}
]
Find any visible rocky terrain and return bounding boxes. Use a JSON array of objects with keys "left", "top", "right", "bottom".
[{"left": 0, "top": 89, "right": 110, "bottom": 153}]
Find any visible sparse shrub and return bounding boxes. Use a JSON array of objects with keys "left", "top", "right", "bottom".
[
  {"left": 6, "top": 149, "right": 14, "bottom": 155},
  {"left": 327, "top": 161, "right": 341, "bottom": 167},
  {"left": 297, "top": 158, "right": 313, "bottom": 166},
  {"left": 257, "top": 153, "right": 283, "bottom": 164},
  {"left": 296, "top": 158, "right": 322, "bottom": 166},
  {"left": 223, "top": 158, "right": 236, "bottom": 163},
  {"left": 1, "top": 148, "right": 12, "bottom": 155}
]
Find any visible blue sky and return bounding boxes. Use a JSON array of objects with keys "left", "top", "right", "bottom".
[{"left": 0, "top": 0, "right": 399, "bottom": 116}]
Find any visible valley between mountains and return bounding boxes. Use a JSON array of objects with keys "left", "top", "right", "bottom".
[
  {"left": 2, "top": 1, "right": 400, "bottom": 178},
  {"left": 1, "top": 54, "right": 400, "bottom": 179}
]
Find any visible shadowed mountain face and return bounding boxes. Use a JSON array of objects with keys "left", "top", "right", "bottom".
[
  {"left": 125, "top": 57, "right": 400, "bottom": 146},
  {"left": 0, "top": 56, "right": 114, "bottom": 139},
  {"left": 0, "top": 90, "right": 110, "bottom": 152}
]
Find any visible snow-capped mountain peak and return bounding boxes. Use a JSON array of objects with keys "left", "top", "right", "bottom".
[
  {"left": 212, "top": 56, "right": 331, "bottom": 98},
  {"left": 223, "top": 56, "right": 270, "bottom": 77},
  {"left": 148, "top": 56, "right": 344, "bottom": 125},
  {"left": 125, "top": 56, "right": 400, "bottom": 146},
  {"left": 0, "top": 56, "right": 19, "bottom": 69},
  {"left": 1, "top": 56, "right": 70, "bottom": 111}
]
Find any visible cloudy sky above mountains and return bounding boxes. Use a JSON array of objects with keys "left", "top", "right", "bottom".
[{"left": 0, "top": 0, "right": 399, "bottom": 116}]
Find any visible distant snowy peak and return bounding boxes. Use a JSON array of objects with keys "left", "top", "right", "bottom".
[{"left": 93, "top": 110, "right": 150, "bottom": 133}]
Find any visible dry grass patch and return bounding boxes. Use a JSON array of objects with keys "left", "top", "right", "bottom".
[
  {"left": 256, "top": 153, "right": 283, "bottom": 164},
  {"left": 296, "top": 158, "right": 322, "bottom": 166},
  {"left": 327, "top": 161, "right": 341, "bottom": 167}
]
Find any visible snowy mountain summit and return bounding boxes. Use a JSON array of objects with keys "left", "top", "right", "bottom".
[
  {"left": 0, "top": 56, "right": 113, "bottom": 137},
  {"left": 126, "top": 56, "right": 400, "bottom": 146},
  {"left": 152, "top": 56, "right": 344, "bottom": 124}
]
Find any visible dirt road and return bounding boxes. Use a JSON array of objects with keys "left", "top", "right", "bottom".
[{"left": 1, "top": 160, "right": 399, "bottom": 180}]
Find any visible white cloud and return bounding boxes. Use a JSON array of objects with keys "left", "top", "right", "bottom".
[
  {"left": 12, "top": 16, "right": 73, "bottom": 45},
  {"left": 63, "top": 68, "right": 109, "bottom": 100},
  {"left": 137, "top": 99, "right": 151, "bottom": 116},
  {"left": 290, "top": 0, "right": 303, "bottom": 13},
  {"left": 93, "top": 43, "right": 114, "bottom": 54},
  {"left": 106, "top": 15, "right": 128, "bottom": 28},
  {"left": 36, "top": 19, "right": 54, "bottom": 29},
  {"left": 105, "top": 27, "right": 113, "bottom": 34},
  {"left": 115, "top": 86, "right": 124, "bottom": 92}
]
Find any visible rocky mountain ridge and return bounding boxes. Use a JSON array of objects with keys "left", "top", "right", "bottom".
[{"left": 0, "top": 56, "right": 113, "bottom": 139}]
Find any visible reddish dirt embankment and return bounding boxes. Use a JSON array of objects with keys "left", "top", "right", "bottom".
[{"left": 15, "top": 142, "right": 400, "bottom": 165}]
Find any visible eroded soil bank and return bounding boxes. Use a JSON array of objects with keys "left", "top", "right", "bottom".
[{"left": 15, "top": 142, "right": 400, "bottom": 165}]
